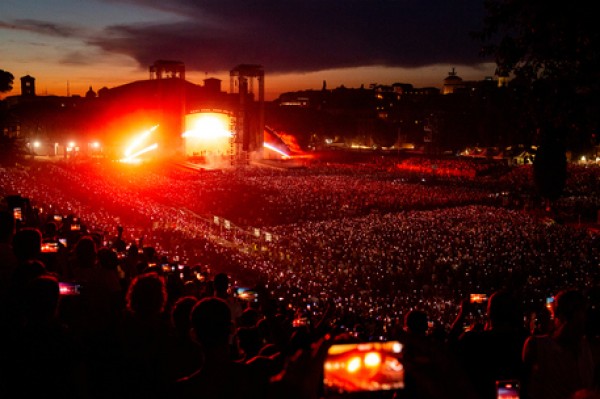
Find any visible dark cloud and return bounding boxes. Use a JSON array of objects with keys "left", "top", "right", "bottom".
[
  {"left": 8, "top": 0, "right": 492, "bottom": 74},
  {"left": 0, "top": 19, "right": 84, "bottom": 38},
  {"left": 60, "top": 50, "right": 98, "bottom": 65}
]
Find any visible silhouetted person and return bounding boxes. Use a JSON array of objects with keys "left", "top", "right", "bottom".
[
  {"left": 76, "top": 246, "right": 125, "bottom": 399},
  {"left": 167, "top": 296, "right": 203, "bottom": 382},
  {"left": 523, "top": 289, "right": 595, "bottom": 399},
  {"left": 0, "top": 274, "right": 88, "bottom": 398},
  {"left": 175, "top": 297, "right": 268, "bottom": 399},
  {"left": 118, "top": 272, "right": 171, "bottom": 399},
  {"left": 456, "top": 290, "right": 528, "bottom": 399},
  {"left": 12, "top": 227, "right": 42, "bottom": 265},
  {"left": 401, "top": 309, "right": 445, "bottom": 399},
  {"left": 72, "top": 235, "right": 98, "bottom": 279},
  {"left": 112, "top": 225, "right": 127, "bottom": 253},
  {"left": 65, "top": 236, "right": 115, "bottom": 335},
  {"left": 0, "top": 209, "right": 17, "bottom": 299},
  {"left": 235, "top": 326, "right": 263, "bottom": 362},
  {"left": 405, "top": 309, "right": 429, "bottom": 337},
  {"left": 122, "top": 243, "right": 143, "bottom": 282},
  {"left": 213, "top": 272, "right": 243, "bottom": 326}
]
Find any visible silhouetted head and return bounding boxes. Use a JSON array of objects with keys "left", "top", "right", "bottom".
[
  {"left": 487, "top": 290, "right": 521, "bottom": 330},
  {"left": 12, "top": 227, "right": 42, "bottom": 262},
  {"left": 405, "top": 309, "right": 429, "bottom": 336},
  {"left": 23, "top": 274, "right": 59, "bottom": 322},
  {"left": 236, "top": 326, "right": 263, "bottom": 358},
  {"left": 213, "top": 273, "right": 229, "bottom": 295},
  {"left": 75, "top": 236, "right": 97, "bottom": 267},
  {"left": 0, "top": 209, "right": 15, "bottom": 243},
  {"left": 191, "top": 297, "right": 232, "bottom": 347},
  {"left": 127, "top": 244, "right": 138, "bottom": 256},
  {"left": 43, "top": 221, "right": 58, "bottom": 238},
  {"left": 97, "top": 247, "right": 119, "bottom": 270},
  {"left": 554, "top": 289, "right": 588, "bottom": 337},
  {"left": 171, "top": 296, "right": 198, "bottom": 337},
  {"left": 142, "top": 246, "right": 156, "bottom": 260},
  {"left": 12, "top": 259, "right": 47, "bottom": 290},
  {"left": 126, "top": 272, "right": 167, "bottom": 318},
  {"left": 239, "top": 307, "right": 261, "bottom": 328}
]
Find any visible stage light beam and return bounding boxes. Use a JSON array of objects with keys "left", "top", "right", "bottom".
[{"left": 264, "top": 142, "right": 289, "bottom": 158}]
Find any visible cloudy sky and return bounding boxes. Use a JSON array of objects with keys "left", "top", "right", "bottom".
[{"left": 1, "top": 0, "right": 496, "bottom": 100}]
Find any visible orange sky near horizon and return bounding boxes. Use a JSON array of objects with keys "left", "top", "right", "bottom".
[
  {"left": 1, "top": 0, "right": 498, "bottom": 101},
  {"left": 1, "top": 62, "right": 497, "bottom": 102}
]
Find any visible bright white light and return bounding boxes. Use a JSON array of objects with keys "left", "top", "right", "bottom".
[
  {"left": 264, "top": 142, "right": 289, "bottom": 158},
  {"left": 91, "top": 142, "right": 100, "bottom": 148},
  {"left": 364, "top": 352, "right": 381, "bottom": 367},
  {"left": 68, "top": 141, "right": 76, "bottom": 148},
  {"left": 347, "top": 357, "right": 361, "bottom": 373},
  {"left": 125, "top": 125, "right": 158, "bottom": 157},
  {"left": 182, "top": 116, "right": 231, "bottom": 139},
  {"left": 33, "top": 141, "right": 41, "bottom": 148},
  {"left": 121, "top": 143, "right": 158, "bottom": 163}
]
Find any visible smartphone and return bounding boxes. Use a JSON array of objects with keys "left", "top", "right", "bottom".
[
  {"left": 13, "top": 207, "right": 22, "bottom": 221},
  {"left": 323, "top": 341, "right": 404, "bottom": 394},
  {"left": 470, "top": 293, "right": 488, "bottom": 304},
  {"left": 293, "top": 317, "right": 310, "bottom": 328},
  {"left": 41, "top": 242, "right": 59, "bottom": 253},
  {"left": 236, "top": 287, "right": 258, "bottom": 302},
  {"left": 70, "top": 224, "right": 81, "bottom": 231},
  {"left": 496, "top": 380, "right": 519, "bottom": 399},
  {"left": 59, "top": 282, "right": 82, "bottom": 296},
  {"left": 546, "top": 296, "right": 555, "bottom": 318}
]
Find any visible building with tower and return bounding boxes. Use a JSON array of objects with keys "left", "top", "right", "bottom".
[
  {"left": 442, "top": 68, "right": 465, "bottom": 95},
  {"left": 20, "top": 75, "right": 35, "bottom": 97}
]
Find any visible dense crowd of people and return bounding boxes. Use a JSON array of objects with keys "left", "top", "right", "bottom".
[{"left": 0, "top": 156, "right": 599, "bottom": 399}]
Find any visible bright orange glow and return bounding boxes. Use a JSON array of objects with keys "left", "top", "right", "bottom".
[
  {"left": 324, "top": 341, "right": 404, "bottom": 393},
  {"left": 277, "top": 131, "right": 303, "bottom": 153},
  {"left": 470, "top": 293, "right": 488, "bottom": 304},
  {"left": 183, "top": 113, "right": 232, "bottom": 157}
]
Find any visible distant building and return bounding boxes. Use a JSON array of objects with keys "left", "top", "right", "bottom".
[
  {"left": 442, "top": 68, "right": 465, "bottom": 95},
  {"left": 20, "top": 75, "right": 35, "bottom": 97},
  {"left": 85, "top": 86, "right": 97, "bottom": 99},
  {"left": 149, "top": 60, "right": 186, "bottom": 80},
  {"left": 203, "top": 78, "right": 222, "bottom": 93}
]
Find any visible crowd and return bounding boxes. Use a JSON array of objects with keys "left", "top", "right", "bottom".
[{"left": 0, "top": 156, "right": 599, "bottom": 399}]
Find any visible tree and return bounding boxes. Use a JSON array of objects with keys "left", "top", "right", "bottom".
[
  {"left": 475, "top": 0, "right": 600, "bottom": 202},
  {"left": 0, "top": 69, "right": 14, "bottom": 93},
  {"left": 0, "top": 135, "right": 26, "bottom": 166}
]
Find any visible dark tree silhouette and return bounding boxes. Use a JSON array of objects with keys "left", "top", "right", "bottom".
[
  {"left": 0, "top": 135, "right": 26, "bottom": 166},
  {"left": 0, "top": 69, "right": 14, "bottom": 93},
  {"left": 475, "top": 0, "right": 600, "bottom": 203},
  {"left": 533, "top": 130, "right": 567, "bottom": 203}
]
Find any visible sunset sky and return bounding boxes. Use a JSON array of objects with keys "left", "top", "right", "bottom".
[{"left": 1, "top": 0, "right": 497, "bottom": 101}]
